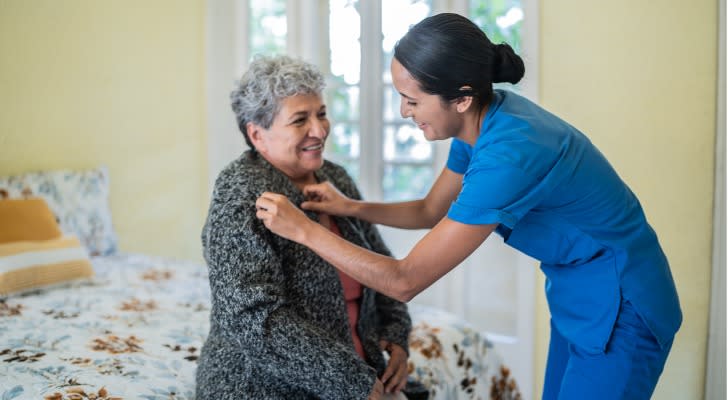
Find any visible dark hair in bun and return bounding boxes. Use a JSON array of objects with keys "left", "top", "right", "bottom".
[{"left": 394, "top": 12, "right": 524, "bottom": 105}]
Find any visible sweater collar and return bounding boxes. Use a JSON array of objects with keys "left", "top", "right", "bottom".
[{"left": 240, "top": 150, "right": 334, "bottom": 220}]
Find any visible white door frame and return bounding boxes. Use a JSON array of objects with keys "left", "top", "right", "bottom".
[{"left": 705, "top": 0, "right": 726, "bottom": 398}]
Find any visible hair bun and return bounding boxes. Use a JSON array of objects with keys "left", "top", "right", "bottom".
[{"left": 492, "top": 43, "right": 525, "bottom": 85}]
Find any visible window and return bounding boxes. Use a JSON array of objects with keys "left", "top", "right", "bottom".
[
  {"left": 470, "top": 0, "right": 524, "bottom": 53},
  {"left": 248, "top": 0, "right": 287, "bottom": 57},
  {"left": 235, "top": 0, "right": 530, "bottom": 202},
  {"left": 470, "top": 0, "right": 526, "bottom": 96},
  {"left": 325, "top": 0, "right": 435, "bottom": 201},
  {"left": 238, "top": 0, "right": 528, "bottom": 203}
]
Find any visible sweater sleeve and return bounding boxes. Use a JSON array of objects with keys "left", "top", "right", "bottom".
[{"left": 203, "top": 189, "right": 376, "bottom": 399}]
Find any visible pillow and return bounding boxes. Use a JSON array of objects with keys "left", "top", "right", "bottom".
[
  {"left": 0, "top": 166, "right": 117, "bottom": 256},
  {"left": 0, "top": 198, "right": 62, "bottom": 243},
  {"left": 0, "top": 235, "right": 94, "bottom": 296}
]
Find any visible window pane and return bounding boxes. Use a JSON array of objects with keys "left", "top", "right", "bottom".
[
  {"left": 328, "top": 85, "right": 360, "bottom": 121},
  {"left": 383, "top": 124, "right": 432, "bottom": 162},
  {"left": 327, "top": 0, "right": 361, "bottom": 174},
  {"left": 329, "top": 0, "right": 361, "bottom": 85},
  {"left": 381, "top": 0, "right": 431, "bottom": 83},
  {"left": 326, "top": 122, "right": 360, "bottom": 159},
  {"left": 335, "top": 159, "right": 360, "bottom": 182},
  {"left": 382, "top": 164, "right": 434, "bottom": 201},
  {"left": 383, "top": 86, "right": 400, "bottom": 121},
  {"left": 381, "top": 1, "right": 434, "bottom": 199},
  {"left": 469, "top": 0, "right": 523, "bottom": 54},
  {"left": 249, "top": 0, "right": 287, "bottom": 58}
]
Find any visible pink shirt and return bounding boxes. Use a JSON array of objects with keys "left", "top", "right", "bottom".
[{"left": 325, "top": 215, "right": 366, "bottom": 359}]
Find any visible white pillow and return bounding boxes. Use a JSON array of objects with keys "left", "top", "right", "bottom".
[{"left": 0, "top": 166, "right": 117, "bottom": 256}]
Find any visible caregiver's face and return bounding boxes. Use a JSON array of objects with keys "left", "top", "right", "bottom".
[
  {"left": 253, "top": 93, "right": 330, "bottom": 183},
  {"left": 391, "top": 58, "right": 460, "bottom": 141}
]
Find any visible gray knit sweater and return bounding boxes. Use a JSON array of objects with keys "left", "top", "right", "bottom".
[{"left": 196, "top": 151, "right": 426, "bottom": 399}]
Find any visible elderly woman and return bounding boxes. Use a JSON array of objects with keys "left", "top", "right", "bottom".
[{"left": 196, "top": 55, "right": 427, "bottom": 400}]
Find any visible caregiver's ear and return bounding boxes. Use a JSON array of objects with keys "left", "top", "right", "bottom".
[{"left": 455, "top": 86, "right": 475, "bottom": 113}]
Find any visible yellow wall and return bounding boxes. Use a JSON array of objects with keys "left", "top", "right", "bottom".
[
  {"left": 0, "top": 0, "right": 206, "bottom": 261},
  {"left": 535, "top": 1, "right": 718, "bottom": 399}
]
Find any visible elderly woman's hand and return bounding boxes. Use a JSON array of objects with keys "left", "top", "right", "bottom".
[
  {"left": 256, "top": 192, "right": 314, "bottom": 243},
  {"left": 301, "top": 181, "right": 356, "bottom": 217},
  {"left": 368, "top": 378, "right": 384, "bottom": 400},
  {"left": 380, "top": 340, "right": 409, "bottom": 394}
]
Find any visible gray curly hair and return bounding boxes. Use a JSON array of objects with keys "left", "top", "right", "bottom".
[{"left": 231, "top": 55, "right": 326, "bottom": 150}]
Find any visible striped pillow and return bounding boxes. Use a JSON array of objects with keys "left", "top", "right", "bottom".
[{"left": 0, "top": 235, "right": 94, "bottom": 296}]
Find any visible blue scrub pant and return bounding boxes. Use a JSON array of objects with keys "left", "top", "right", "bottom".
[{"left": 542, "top": 299, "right": 673, "bottom": 400}]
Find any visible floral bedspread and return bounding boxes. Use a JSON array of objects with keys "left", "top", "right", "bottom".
[{"left": 0, "top": 254, "right": 519, "bottom": 400}]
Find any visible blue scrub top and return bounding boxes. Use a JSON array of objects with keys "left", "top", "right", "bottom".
[{"left": 446, "top": 89, "right": 682, "bottom": 353}]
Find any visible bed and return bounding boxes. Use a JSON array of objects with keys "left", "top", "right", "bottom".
[{"left": 0, "top": 167, "right": 521, "bottom": 400}]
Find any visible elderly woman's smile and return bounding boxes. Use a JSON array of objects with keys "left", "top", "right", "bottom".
[{"left": 301, "top": 142, "right": 324, "bottom": 152}]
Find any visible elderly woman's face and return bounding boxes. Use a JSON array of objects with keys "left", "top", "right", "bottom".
[{"left": 251, "top": 93, "right": 330, "bottom": 183}]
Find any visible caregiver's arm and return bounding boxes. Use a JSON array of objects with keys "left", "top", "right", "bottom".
[
  {"left": 302, "top": 167, "right": 462, "bottom": 229},
  {"left": 256, "top": 192, "right": 496, "bottom": 302}
]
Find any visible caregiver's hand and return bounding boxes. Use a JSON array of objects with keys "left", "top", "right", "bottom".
[
  {"left": 256, "top": 192, "right": 313, "bottom": 243},
  {"left": 301, "top": 181, "right": 355, "bottom": 217}
]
